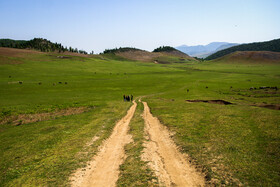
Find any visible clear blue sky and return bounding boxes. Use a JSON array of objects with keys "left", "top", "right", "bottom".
[{"left": 1, "top": 0, "right": 280, "bottom": 53}]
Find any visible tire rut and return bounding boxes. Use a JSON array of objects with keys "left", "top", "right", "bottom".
[
  {"left": 70, "top": 101, "right": 137, "bottom": 187},
  {"left": 141, "top": 101, "right": 205, "bottom": 187}
]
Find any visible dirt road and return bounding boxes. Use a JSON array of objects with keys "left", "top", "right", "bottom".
[
  {"left": 141, "top": 102, "right": 205, "bottom": 186},
  {"left": 70, "top": 101, "right": 137, "bottom": 187}
]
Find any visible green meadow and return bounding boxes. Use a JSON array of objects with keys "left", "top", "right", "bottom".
[{"left": 0, "top": 51, "right": 279, "bottom": 186}]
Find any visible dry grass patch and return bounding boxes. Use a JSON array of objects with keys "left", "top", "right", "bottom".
[{"left": 0, "top": 107, "right": 90, "bottom": 126}]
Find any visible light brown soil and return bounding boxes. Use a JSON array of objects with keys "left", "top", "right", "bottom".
[
  {"left": 116, "top": 50, "right": 161, "bottom": 62},
  {"left": 231, "top": 51, "right": 280, "bottom": 62},
  {"left": 141, "top": 102, "right": 205, "bottom": 187},
  {"left": 70, "top": 101, "right": 137, "bottom": 187},
  {"left": 216, "top": 51, "right": 280, "bottom": 63},
  {"left": 0, "top": 47, "right": 91, "bottom": 59},
  {"left": 116, "top": 50, "right": 195, "bottom": 62},
  {"left": 0, "top": 47, "right": 43, "bottom": 57}
]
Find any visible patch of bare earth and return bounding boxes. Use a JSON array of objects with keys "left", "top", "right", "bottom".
[
  {"left": 0, "top": 107, "right": 89, "bottom": 126},
  {"left": 186, "top": 99, "right": 233, "bottom": 105},
  {"left": 141, "top": 102, "right": 205, "bottom": 187},
  {"left": 70, "top": 101, "right": 137, "bottom": 187},
  {"left": 0, "top": 47, "right": 43, "bottom": 58},
  {"left": 231, "top": 51, "right": 280, "bottom": 62},
  {"left": 161, "top": 50, "right": 194, "bottom": 59},
  {"left": 116, "top": 50, "right": 161, "bottom": 62},
  {"left": 0, "top": 47, "right": 92, "bottom": 60},
  {"left": 116, "top": 50, "right": 195, "bottom": 62},
  {"left": 215, "top": 51, "right": 280, "bottom": 63}
]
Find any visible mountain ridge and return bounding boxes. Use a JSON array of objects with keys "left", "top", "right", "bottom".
[{"left": 176, "top": 42, "right": 239, "bottom": 58}]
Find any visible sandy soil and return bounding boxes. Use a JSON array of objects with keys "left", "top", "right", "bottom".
[
  {"left": 141, "top": 102, "right": 205, "bottom": 187},
  {"left": 70, "top": 101, "right": 137, "bottom": 187}
]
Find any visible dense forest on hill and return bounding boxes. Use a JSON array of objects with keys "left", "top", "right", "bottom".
[
  {"left": 153, "top": 46, "right": 176, "bottom": 52},
  {"left": 102, "top": 47, "right": 141, "bottom": 54},
  {"left": 0, "top": 38, "right": 90, "bottom": 54},
  {"left": 206, "top": 38, "right": 280, "bottom": 60}
]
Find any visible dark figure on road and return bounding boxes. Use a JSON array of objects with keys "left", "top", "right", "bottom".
[{"left": 131, "top": 95, "right": 133, "bottom": 102}]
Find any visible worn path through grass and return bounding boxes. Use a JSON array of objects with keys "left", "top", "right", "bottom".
[
  {"left": 117, "top": 101, "right": 159, "bottom": 186},
  {"left": 70, "top": 101, "right": 137, "bottom": 187},
  {"left": 141, "top": 101, "right": 205, "bottom": 186}
]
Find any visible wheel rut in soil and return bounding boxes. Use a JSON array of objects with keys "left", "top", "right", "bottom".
[
  {"left": 70, "top": 101, "right": 137, "bottom": 187},
  {"left": 141, "top": 101, "right": 205, "bottom": 187}
]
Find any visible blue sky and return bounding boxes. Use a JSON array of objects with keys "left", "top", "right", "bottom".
[{"left": 1, "top": 0, "right": 280, "bottom": 53}]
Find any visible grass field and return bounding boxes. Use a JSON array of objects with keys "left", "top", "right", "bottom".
[{"left": 0, "top": 48, "right": 279, "bottom": 186}]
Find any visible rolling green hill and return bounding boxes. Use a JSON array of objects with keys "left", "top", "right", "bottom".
[
  {"left": 102, "top": 46, "right": 195, "bottom": 63},
  {"left": 206, "top": 38, "right": 280, "bottom": 60},
  {"left": 0, "top": 46, "right": 279, "bottom": 186}
]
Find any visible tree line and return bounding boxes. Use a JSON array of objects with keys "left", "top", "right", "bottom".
[
  {"left": 0, "top": 38, "right": 93, "bottom": 55},
  {"left": 103, "top": 46, "right": 177, "bottom": 54},
  {"left": 153, "top": 46, "right": 176, "bottom": 52},
  {"left": 103, "top": 47, "right": 140, "bottom": 54}
]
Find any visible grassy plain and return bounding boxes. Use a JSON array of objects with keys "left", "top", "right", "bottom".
[{"left": 0, "top": 48, "right": 279, "bottom": 186}]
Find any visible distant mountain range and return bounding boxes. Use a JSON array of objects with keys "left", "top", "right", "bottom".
[{"left": 176, "top": 42, "right": 239, "bottom": 58}]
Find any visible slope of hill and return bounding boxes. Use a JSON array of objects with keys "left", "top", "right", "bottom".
[
  {"left": 176, "top": 42, "right": 239, "bottom": 58},
  {"left": 103, "top": 46, "right": 196, "bottom": 63},
  {"left": 152, "top": 46, "right": 177, "bottom": 52},
  {"left": 206, "top": 38, "right": 280, "bottom": 60},
  {"left": 213, "top": 51, "right": 280, "bottom": 63},
  {"left": 0, "top": 38, "right": 89, "bottom": 54},
  {"left": 0, "top": 45, "right": 279, "bottom": 186},
  {"left": 0, "top": 47, "right": 90, "bottom": 62},
  {"left": 153, "top": 46, "right": 194, "bottom": 58}
]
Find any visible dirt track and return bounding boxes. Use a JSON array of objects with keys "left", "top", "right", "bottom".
[
  {"left": 71, "top": 101, "right": 205, "bottom": 186},
  {"left": 141, "top": 102, "right": 205, "bottom": 186},
  {"left": 70, "top": 101, "right": 137, "bottom": 187}
]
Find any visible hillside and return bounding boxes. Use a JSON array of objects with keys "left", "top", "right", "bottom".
[
  {"left": 0, "top": 45, "right": 279, "bottom": 186},
  {"left": 0, "top": 39, "right": 27, "bottom": 48},
  {"left": 0, "top": 47, "right": 90, "bottom": 61},
  {"left": 153, "top": 46, "right": 194, "bottom": 59},
  {"left": 206, "top": 38, "right": 280, "bottom": 60},
  {"left": 213, "top": 51, "right": 280, "bottom": 63},
  {"left": 103, "top": 46, "right": 196, "bottom": 63},
  {"left": 0, "top": 38, "right": 89, "bottom": 54},
  {"left": 176, "top": 42, "right": 239, "bottom": 58}
]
